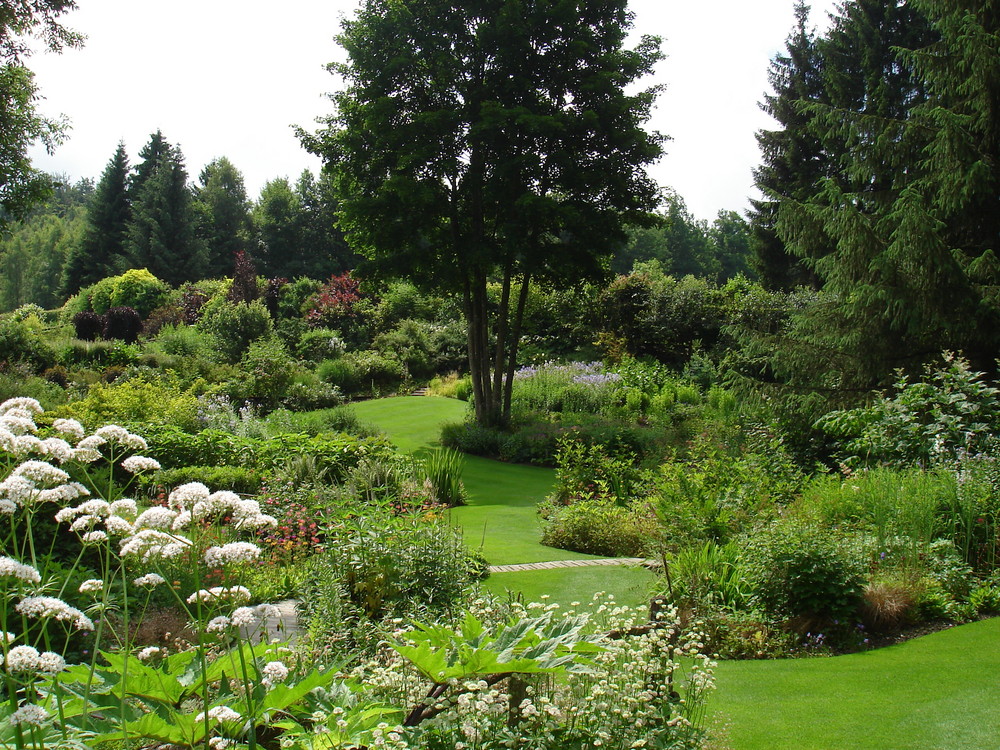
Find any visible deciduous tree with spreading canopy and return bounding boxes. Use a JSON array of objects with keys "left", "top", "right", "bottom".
[{"left": 301, "top": 0, "right": 665, "bottom": 427}]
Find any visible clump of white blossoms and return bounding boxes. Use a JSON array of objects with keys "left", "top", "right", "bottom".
[
  {"left": 10, "top": 703, "right": 49, "bottom": 727},
  {"left": 0, "top": 556, "right": 41, "bottom": 584},
  {"left": 121, "top": 455, "right": 161, "bottom": 473},
  {"left": 187, "top": 586, "right": 252, "bottom": 605},
  {"left": 93, "top": 424, "right": 148, "bottom": 451},
  {"left": 4, "top": 644, "right": 66, "bottom": 674},
  {"left": 16, "top": 595, "right": 94, "bottom": 631},
  {"left": 204, "top": 542, "right": 261, "bottom": 567},
  {"left": 119, "top": 529, "right": 192, "bottom": 562},
  {"left": 195, "top": 705, "right": 242, "bottom": 724},
  {"left": 261, "top": 660, "right": 289, "bottom": 687}
]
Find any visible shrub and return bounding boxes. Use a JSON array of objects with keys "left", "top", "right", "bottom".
[
  {"left": 197, "top": 298, "right": 273, "bottom": 363},
  {"left": 150, "top": 465, "right": 262, "bottom": 495},
  {"left": 818, "top": 352, "right": 1000, "bottom": 467},
  {"left": 305, "top": 272, "right": 362, "bottom": 329},
  {"left": 860, "top": 571, "right": 923, "bottom": 632},
  {"left": 141, "top": 302, "right": 186, "bottom": 337},
  {"left": 539, "top": 497, "right": 655, "bottom": 557},
  {"left": 102, "top": 305, "right": 143, "bottom": 343},
  {"left": 264, "top": 406, "right": 378, "bottom": 439},
  {"left": 225, "top": 337, "right": 297, "bottom": 410},
  {"left": 54, "top": 376, "right": 202, "bottom": 431},
  {"left": 151, "top": 323, "right": 214, "bottom": 358},
  {"left": 317, "top": 357, "right": 358, "bottom": 391},
  {"left": 667, "top": 541, "right": 749, "bottom": 612},
  {"left": 742, "top": 521, "right": 865, "bottom": 627},
  {"left": 89, "top": 268, "right": 172, "bottom": 317},
  {"left": 342, "top": 349, "right": 406, "bottom": 395},
  {"left": 296, "top": 327, "right": 346, "bottom": 362},
  {"left": 0, "top": 317, "right": 56, "bottom": 371},
  {"left": 423, "top": 447, "right": 467, "bottom": 506},
  {"left": 373, "top": 318, "right": 436, "bottom": 378},
  {"left": 280, "top": 373, "right": 344, "bottom": 412},
  {"left": 301, "top": 514, "right": 474, "bottom": 627},
  {"left": 72, "top": 310, "right": 104, "bottom": 341}
]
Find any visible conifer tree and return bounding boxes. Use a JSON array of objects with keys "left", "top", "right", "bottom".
[
  {"left": 251, "top": 177, "right": 302, "bottom": 278},
  {"left": 126, "top": 143, "right": 206, "bottom": 286},
  {"left": 774, "top": 0, "right": 991, "bottom": 385},
  {"left": 61, "top": 142, "right": 130, "bottom": 295},
  {"left": 193, "top": 156, "right": 252, "bottom": 278},
  {"left": 749, "top": 2, "right": 828, "bottom": 290}
]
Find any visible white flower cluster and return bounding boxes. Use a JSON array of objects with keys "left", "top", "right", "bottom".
[
  {"left": 133, "top": 572, "right": 166, "bottom": 588},
  {"left": 186, "top": 586, "right": 252, "bottom": 605},
  {"left": 16, "top": 595, "right": 95, "bottom": 631},
  {"left": 56, "top": 497, "right": 137, "bottom": 541},
  {"left": 137, "top": 646, "right": 163, "bottom": 662},
  {"left": 10, "top": 703, "right": 49, "bottom": 727},
  {"left": 119, "top": 529, "right": 191, "bottom": 562},
  {"left": 191, "top": 490, "right": 277, "bottom": 530},
  {"left": 121, "top": 455, "right": 161, "bottom": 473},
  {"left": 78, "top": 578, "right": 104, "bottom": 595},
  {"left": 5, "top": 644, "right": 66, "bottom": 674},
  {"left": 94, "top": 424, "right": 148, "bottom": 451},
  {"left": 194, "top": 705, "right": 242, "bottom": 724},
  {"left": 204, "top": 542, "right": 261, "bottom": 567},
  {"left": 261, "top": 660, "right": 289, "bottom": 687},
  {"left": 52, "top": 418, "right": 85, "bottom": 441},
  {"left": 0, "top": 556, "right": 41, "bottom": 584}
]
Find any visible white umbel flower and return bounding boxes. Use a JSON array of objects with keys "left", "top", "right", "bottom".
[
  {"left": 10, "top": 703, "right": 48, "bottom": 727},
  {"left": 204, "top": 542, "right": 261, "bottom": 567},
  {"left": 122, "top": 455, "right": 161, "bottom": 473},
  {"left": 0, "top": 556, "right": 41, "bottom": 584},
  {"left": 16, "top": 596, "right": 94, "bottom": 631}
]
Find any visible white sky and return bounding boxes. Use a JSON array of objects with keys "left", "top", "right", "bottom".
[{"left": 27, "top": 0, "right": 838, "bottom": 222}]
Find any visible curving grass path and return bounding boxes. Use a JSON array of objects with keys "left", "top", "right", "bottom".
[
  {"left": 709, "top": 617, "right": 1000, "bottom": 750},
  {"left": 349, "top": 396, "right": 653, "bottom": 606},
  {"left": 350, "top": 397, "right": 1000, "bottom": 750}
]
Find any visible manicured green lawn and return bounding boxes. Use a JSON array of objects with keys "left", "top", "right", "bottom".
[
  {"left": 352, "top": 396, "right": 597, "bottom": 565},
  {"left": 484, "top": 565, "right": 654, "bottom": 610},
  {"left": 708, "top": 617, "right": 1000, "bottom": 750}
]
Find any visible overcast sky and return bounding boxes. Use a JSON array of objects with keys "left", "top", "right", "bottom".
[{"left": 27, "top": 0, "right": 839, "bottom": 222}]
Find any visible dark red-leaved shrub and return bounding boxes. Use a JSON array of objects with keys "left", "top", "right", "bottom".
[{"left": 102, "top": 306, "right": 143, "bottom": 343}]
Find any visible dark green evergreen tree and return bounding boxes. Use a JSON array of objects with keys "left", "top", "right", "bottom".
[
  {"left": 294, "top": 169, "right": 356, "bottom": 278},
  {"left": 193, "top": 156, "right": 252, "bottom": 278},
  {"left": 61, "top": 143, "right": 131, "bottom": 295},
  {"left": 709, "top": 210, "right": 754, "bottom": 281},
  {"left": 130, "top": 130, "right": 169, "bottom": 199},
  {"left": 126, "top": 143, "right": 206, "bottom": 286},
  {"left": 748, "top": 2, "right": 828, "bottom": 290},
  {"left": 251, "top": 177, "right": 302, "bottom": 278}
]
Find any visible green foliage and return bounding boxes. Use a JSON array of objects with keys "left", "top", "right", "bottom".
[
  {"left": 303, "top": 0, "right": 664, "bottom": 428},
  {"left": 150, "top": 464, "right": 262, "bottom": 494},
  {"left": 818, "top": 353, "right": 1000, "bottom": 467},
  {"left": 225, "top": 336, "right": 297, "bottom": 410},
  {"left": 295, "top": 326, "right": 346, "bottom": 362},
  {"left": 301, "top": 515, "right": 476, "bottom": 636},
  {"left": 197, "top": 298, "right": 273, "bottom": 363},
  {"left": 149, "top": 322, "right": 215, "bottom": 358},
  {"left": 539, "top": 498, "right": 655, "bottom": 557},
  {"left": 55, "top": 376, "right": 202, "bottom": 431},
  {"left": 373, "top": 318, "right": 437, "bottom": 379},
  {"left": 264, "top": 406, "right": 378, "bottom": 439},
  {"left": 88, "top": 268, "right": 172, "bottom": 318},
  {"left": 341, "top": 349, "right": 407, "bottom": 396},
  {"left": 422, "top": 447, "right": 467, "bottom": 507},
  {"left": 742, "top": 520, "right": 865, "bottom": 624},
  {"left": 141, "top": 424, "right": 391, "bottom": 479},
  {"left": 549, "top": 437, "right": 643, "bottom": 506},
  {"left": 0, "top": 315, "right": 56, "bottom": 371},
  {"left": 193, "top": 156, "right": 252, "bottom": 278},
  {"left": 667, "top": 541, "right": 750, "bottom": 612}
]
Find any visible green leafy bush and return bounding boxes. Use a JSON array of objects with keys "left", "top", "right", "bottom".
[
  {"left": 150, "top": 465, "right": 262, "bottom": 494},
  {"left": 539, "top": 497, "right": 655, "bottom": 557},
  {"left": 264, "top": 406, "right": 379, "bottom": 438},
  {"left": 818, "top": 353, "right": 1000, "bottom": 466},
  {"left": 423, "top": 447, "right": 467, "bottom": 506},
  {"left": 300, "top": 515, "right": 476, "bottom": 640},
  {"left": 0, "top": 316, "right": 56, "bottom": 371},
  {"left": 296, "top": 327, "right": 346, "bottom": 362},
  {"left": 742, "top": 521, "right": 865, "bottom": 626},
  {"left": 54, "top": 376, "right": 202, "bottom": 431},
  {"left": 89, "top": 268, "right": 172, "bottom": 318},
  {"left": 225, "top": 337, "right": 297, "bottom": 410},
  {"left": 197, "top": 298, "right": 273, "bottom": 363}
]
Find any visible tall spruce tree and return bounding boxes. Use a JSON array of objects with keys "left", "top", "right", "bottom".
[
  {"left": 193, "top": 156, "right": 252, "bottom": 278},
  {"left": 749, "top": 2, "right": 828, "bottom": 290},
  {"left": 773, "top": 0, "right": 988, "bottom": 387},
  {"left": 126, "top": 141, "right": 206, "bottom": 285},
  {"left": 61, "top": 142, "right": 130, "bottom": 295},
  {"left": 295, "top": 169, "right": 355, "bottom": 278},
  {"left": 252, "top": 177, "right": 302, "bottom": 278}
]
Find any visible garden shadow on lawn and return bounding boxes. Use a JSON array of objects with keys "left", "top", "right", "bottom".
[{"left": 709, "top": 616, "right": 1000, "bottom": 750}]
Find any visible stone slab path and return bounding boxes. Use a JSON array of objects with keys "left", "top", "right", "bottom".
[{"left": 489, "top": 557, "right": 648, "bottom": 573}]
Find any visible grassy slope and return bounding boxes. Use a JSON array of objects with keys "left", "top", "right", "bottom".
[
  {"left": 709, "top": 617, "right": 1000, "bottom": 750},
  {"left": 349, "top": 396, "right": 653, "bottom": 607}
]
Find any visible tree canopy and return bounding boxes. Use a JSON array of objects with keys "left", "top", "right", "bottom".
[{"left": 302, "top": 0, "right": 664, "bottom": 426}]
